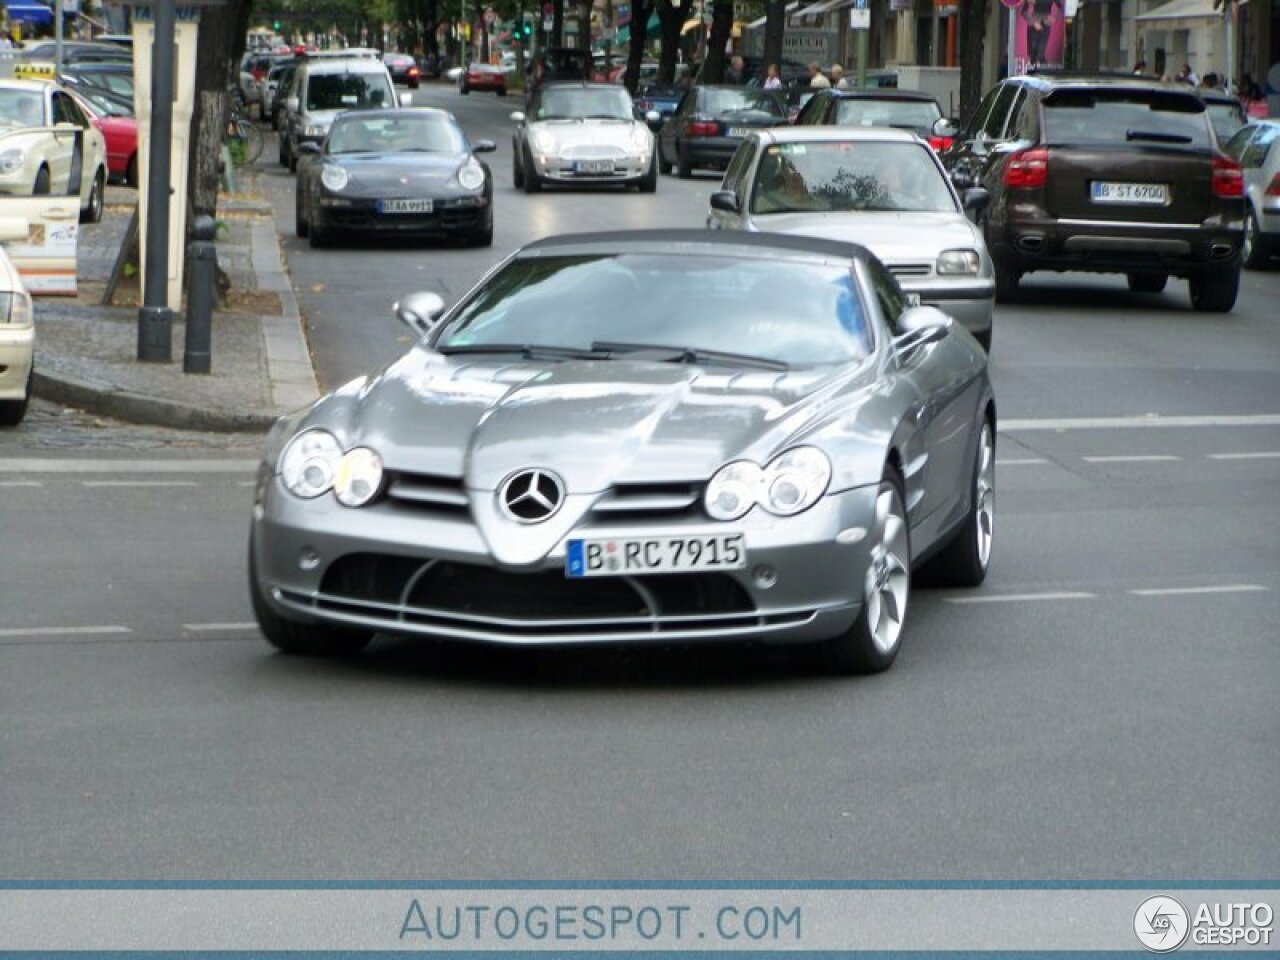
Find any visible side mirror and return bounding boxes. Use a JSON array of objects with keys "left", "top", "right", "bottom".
[
  {"left": 296, "top": 142, "right": 321, "bottom": 155},
  {"left": 510, "top": 111, "right": 526, "bottom": 124},
  {"left": 962, "top": 187, "right": 990, "bottom": 215},
  {"left": 399, "top": 92, "right": 412, "bottom": 106},
  {"left": 709, "top": 190, "right": 739, "bottom": 214},
  {"left": 472, "top": 139, "right": 497, "bottom": 153},
  {"left": 949, "top": 169, "right": 975, "bottom": 192},
  {"left": 893, "top": 305, "right": 952, "bottom": 350},
  {"left": 394, "top": 291, "right": 448, "bottom": 338},
  {"left": 0, "top": 215, "right": 30, "bottom": 243},
  {"left": 644, "top": 109, "right": 661, "bottom": 128},
  {"left": 931, "top": 116, "right": 959, "bottom": 139},
  {"left": 285, "top": 96, "right": 299, "bottom": 113}
]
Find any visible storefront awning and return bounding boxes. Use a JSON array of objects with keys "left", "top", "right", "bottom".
[
  {"left": 5, "top": 0, "right": 55, "bottom": 25},
  {"left": 747, "top": 1, "right": 801, "bottom": 30},
  {"left": 793, "top": 0, "right": 855, "bottom": 20},
  {"left": 1135, "top": 0, "right": 1223, "bottom": 22}
]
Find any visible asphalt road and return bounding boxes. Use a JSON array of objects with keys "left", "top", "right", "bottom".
[{"left": 1, "top": 84, "right": 1277, "bottom": 880}]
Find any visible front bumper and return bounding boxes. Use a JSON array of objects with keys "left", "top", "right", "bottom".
[
  {"left": 900, "top": 279, "right": 994, "bottom": 336},
  {"left": 315, "top": 195, "right": 490, "bottom": 234},
  {"left": 251, "top": 479, "right": 880, "bottom": 646},
  {"left": 532, "top": 153, "right": 651, "bottom": 183},
  {"left": 0, "top": 326, "right": 35, "bottom": 399}
]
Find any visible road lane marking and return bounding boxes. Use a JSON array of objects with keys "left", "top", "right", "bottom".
[
  {"left": 0, "top": 459, "right": 257, "bottom": 473},
  {"left": 0, "top": 625, "right": 131, "bottom": 639},
  {"left": 1081, "top": 455, "right": 1182, "bottom": 463},
  {"left": 81, "top": 481, "right": 201, "bottom": 488},
  {"left": 1001, "top": 414, "right": 1280, "bottom": 431},
  {"left": 183, "top": 622, "right": 258, "bottom": 632},
  {"left": 1208, "top": 451, "right": 1280, "bottom": 461},
  {"left": 0, "top": 480, "right": 41, "bottom": 487},
  {"left": 996, "top": 458, "right": 1049, "bottom": 466},
  {"left": 945, "top": 591, "right": 1096, "bottom": 604},
  {"left": 1129, "top": 584, "right": 1269, "bottom": 597}
]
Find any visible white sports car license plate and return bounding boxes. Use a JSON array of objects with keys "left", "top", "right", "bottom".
[
  {"left": 565, "top": 534, "right": 746, "bottom": 578},
  {"left": 1091, "top": 181, "right": 1168, "bottom": 205},
  {"left": 573, "top": 159, "right": 614, "bottom": 174},
  {"left": 378, "top": 198, "right": 433, "bottom": 214}
]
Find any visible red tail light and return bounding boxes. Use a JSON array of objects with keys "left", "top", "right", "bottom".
[
  {"left": 927, "top": 135, "right": 953, "bottom": 152},
  {"left": 1003, "top": 146, "right": 1048, "bottom": 189},
  {"left": 408, "top": 67, "right": 419, "bottom": 77},
  {"left": 687, "top": 119, "right": 719, "bottom": 137},
  {"left": 636, "top": 99, "right": 653, "bottom": 111},
  {"left": 1212, "top": 153, "right": 1244, "bottom": 198},
  {"left": 1266, "top": 173, "right": 1280, "bottom": 197}
]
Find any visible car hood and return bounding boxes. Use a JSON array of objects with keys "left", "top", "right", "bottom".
[
  {"left": 326, "top": 153, "right": 469, "bottom": 192},
  {"left": 749, "top": 210, "right": 983, "bottom": 261},
  {"left": 528, "top": 118, "right": 646, "bottom": 149}
]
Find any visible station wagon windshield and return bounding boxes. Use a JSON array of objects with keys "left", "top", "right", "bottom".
[{"left": 751, "top": 141, "right": 956, "bottom": 214}]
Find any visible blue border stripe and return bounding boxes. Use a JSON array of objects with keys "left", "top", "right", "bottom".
[{"left": 0, "top": 954, "right": 1263, "bottom": 959}]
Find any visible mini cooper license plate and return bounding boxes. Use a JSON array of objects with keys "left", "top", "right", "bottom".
[
  {"left": 572, "top": 159, "right": 613, "bottom": 175},
  {"left": 378, "top": 198, "right": 433, "bottom": 214},
  {"left": 1091, "top": 181, "right": 1168, "bottom": 205},
  {"left": 566, "top": 534, "right": 746, "bottom": 578}
]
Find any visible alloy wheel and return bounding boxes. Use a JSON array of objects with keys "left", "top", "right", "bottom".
[
  {"left": 863, "top": 484, "right": 910, "bottom": 655},
  {"left": 974, "top": 423, "right": 995, "bottom": 570}
]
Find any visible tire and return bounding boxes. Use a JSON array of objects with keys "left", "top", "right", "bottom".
[
  {"left": 658, "top": 142, "right": 672, "bottom": 176},
  {"left": 513, "top": 144, "right": 524, "bottom": 188},
  {"left": 460, "top": 84, "right": 470, "bottom": 95},
  {"left": 676, "top": 142, "right": 692, "bottom": 179},
  {"left": 1127, "top": 272, "right": 1167, "bottom": 294},
  {"left": 637, "top": 152, "right": 658, "bottom": 193},
  {"left": 0, "top": 365, "right": 31, "bottom": 427},
  {"left": 126, "top": 154, "right": 138, "bottom": 188},
  {"left": 522, "top": 148, "right": 541, "bottom": 194},
  {"left": 1243, "top": 208, "right": 1268, "bottom": 270},
  {"left": 295, "top": 193, "right": 309, "bottom": 238},
  {"left": 993, "top": 257, "right": 1020, "bottom": 303},
  {"left": 1189, "top": 266, "right": 1240, "bottom": 312},
  {"left": 819, "top": 469, "right": 911, "bottom": 675},
  {"left": 497, "top": 89, "right": 507, "bottom": 97},
  {"left": 33, "top": 167, "right": 50, "bottom": 195},
  {"left": 920, "top": 418, "right": 995, "bottom": 589},
  {"left": 249, "top": 547, "right": 373, "bottom": 657},
  {"left": 308, "top": 222, "right": 329, "bottom": 248},
  {"left": 81, "top": 167, "right": 105, "bottom": 224}
]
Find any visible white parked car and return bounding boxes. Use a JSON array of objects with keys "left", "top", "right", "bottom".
[
  {"left": 707, "top": 127, "right": 994, "bottom": 350},
  {"left": 0, "top": 79, "right": 109, "bottom": 223},
  {"left": 0, "top": 224, "right": 35, "bottom": 425}
]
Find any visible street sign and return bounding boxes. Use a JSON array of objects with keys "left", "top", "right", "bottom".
[{"left": 850, "top": 7, "right": 870, "bottom": 27}]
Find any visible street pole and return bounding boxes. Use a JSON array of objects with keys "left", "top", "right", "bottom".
[
  {"left": 138, "top": 0, "right": 176, "bottom": 362},
  {"left": 54, "top": 0, "right": 63, "bottom": 79},
  {"left": 1007, "top": 5, "right": 1016, "bottom": 76},
  {"left": 1224, "top": 0, "right": 1234, "bottom": 91}
]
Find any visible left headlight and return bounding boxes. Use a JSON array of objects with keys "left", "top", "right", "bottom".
[
  {"left": 320, "top": 164, "right": 349, "bottom": 192},
  {"left": 0, "top": 147, "right": 25, "bottom": 175},
  {"left": 457, "top": 158, "right": 485, "bottom": 191},
  {"left": 333, "top": 447, "right": 384, "bottom": 507},
  {"left": 279, "top": 429, "right": 385, "bottom": 506},
  {"left": 936, "top": 248, "right": 981, "bottom": 276},
  {"left": 703, "top": 447, "right": 831, "bottom": 520}
]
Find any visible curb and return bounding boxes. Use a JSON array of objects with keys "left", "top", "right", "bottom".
[{"left": 32, "top": 367, "right": 277, "bottom": 433}]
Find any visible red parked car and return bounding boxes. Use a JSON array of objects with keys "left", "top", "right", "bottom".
[
  {"left": 69, "top": 89, "right": 138, "bottom": 186},
  {"left": 459, "top": 62, "right": 506, "bottom": 96}
]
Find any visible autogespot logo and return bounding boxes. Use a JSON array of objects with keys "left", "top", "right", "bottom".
[{"left": 1134, "top": 896, "right": 1191, "bottom": 953}]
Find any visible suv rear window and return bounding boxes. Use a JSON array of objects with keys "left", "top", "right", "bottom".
[
  {"left": 1042, "top": 89, "right": 1211, "bottom": 148},
  {"left": 305, "top": 72, "right": 393, "bottom": 111}
]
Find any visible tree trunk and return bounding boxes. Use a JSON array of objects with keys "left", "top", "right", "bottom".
[
  {"left": 552, "top": 0, "right": 564, "bottom": 46},
  {"left": 763, "top": 0, "right": 786, "bottom": 74},
  {"left": 956, "top": 0, "right": 989, "bottom": 124},
  {"left": 656, "top": 0, "right": 691, "bottom": 83},
  {"left": 702, "top": 0, "right": 733, "bottom": 82},
  {"left": 624, "top": 0, "right": 655, "bottom": 91}
]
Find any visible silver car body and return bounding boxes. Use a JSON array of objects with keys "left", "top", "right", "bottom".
[
  {"left": 249, "top": 231, "right": 993, "bottom": 664},
  {"left": 707, "top": 127, "right": 994, "bottom": 344},
  {"left": 512, "top": 83, "right": 655, "bottom": 185},
  {"left": 1225, "top": 119, "right": 1280, "bottom": 258}
]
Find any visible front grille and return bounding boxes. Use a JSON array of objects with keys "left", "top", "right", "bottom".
[
  {"left": 298, "top": 554, "right": 762, "bottom": 637},
  {"left": 888, "top": 262, "right": 933, "bottom": 278},
  {"left": 592, "top": 482, "right": 702, "bottom": 520},
  {"left": 383, "top": 471, "right": 468, "bottom": 515},
  {"left": 561, "top": 144, "right": 627, "bottom": 159}
]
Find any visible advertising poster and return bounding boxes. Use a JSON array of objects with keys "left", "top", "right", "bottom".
[{"left": 1013, "top": 0, "right": 1065, "bottom": 73}]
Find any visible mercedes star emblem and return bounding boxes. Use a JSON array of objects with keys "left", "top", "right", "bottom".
[{"left": 498, "top": 469, "right": 565, "bottom": 524}]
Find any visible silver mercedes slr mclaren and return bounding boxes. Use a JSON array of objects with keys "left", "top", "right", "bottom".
[{"left": 249, "top": 230, "right": 996, "bottom": 673}]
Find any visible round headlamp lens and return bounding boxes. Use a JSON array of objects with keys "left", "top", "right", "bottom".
[
  {"left": 458, "top": 160, "right": 485, "bottom": 191},
  {"left": 333, "top": 447, "right": 384, "bottom": 507},
  {"left": 762, "top": 447, "right": 831, "bottom": 516},
  {"left": 321, "top": 165, "right": 349, "bottom": 192},
  {"left": 704, "top": 461, "right": 763, "bottom": 521},
  {"left": 280, "top": 429, "right": 342, "bottom": 499}
]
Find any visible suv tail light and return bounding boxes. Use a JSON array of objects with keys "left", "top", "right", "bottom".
[
  {"left": 408, "top": 66, "right": 419, "bottom": 77},
  {"left": 1212, "top": 154, "right": 1244, "bottom": 199},
  {"left": 687, "top": 119, "right": 720, "bottom": 137},
  {"left": 927, "top": 135, "right": 953, "bottom": 153},
  {"left": 1003, "top": 147, "right": 1048, "bottom": 189},
  {"left": 1264, "top": 172, "right": 1280, "bottom": 197}
]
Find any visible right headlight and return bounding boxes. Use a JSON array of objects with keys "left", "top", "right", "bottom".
[
  {"left": 0, "top": 148, "right": 25, "bottom": 175},
  {"left": 703, "top": 447, "right": 832, "bottom": 520},
  {"left": 0, "top": 290, "right": 32, "bottom": 326},
  {"left": 936, "top": 248, "right": 981, "bottom": 276}
]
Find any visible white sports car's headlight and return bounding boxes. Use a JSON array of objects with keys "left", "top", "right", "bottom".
[
  {"left": 530, "top": 130, "right": 555, "bottom": 154},
  {"left": 333, "top": 447, "right": 384, "bottom": 507},
  {"left": 0, "top": 147, "right": 25, "bottom": 175},
  {"left": 320, "top": 165, "right": 349, "bottom": 192},
  {"left": 457, "top": 159, "right": 485, "bottom": 191},
  {"left": 629, "top": 125, "right": 652, "bottom": 152},
  {"left": 936, "top": 248, "right": 981, "bottom": 276},
  {"left": 762, "top": 447, "right": 831, "bottom": 516},
  {"left": 280, "top": 429, "right": 342, "bottom": 499},
  {"left": 704, "top": 461, "right": 763, "bottom": 521}
]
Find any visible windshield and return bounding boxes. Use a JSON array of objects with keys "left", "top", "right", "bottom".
[
  {"left": 437, "top": 253, "right": 870, "bottom": 366},
  {"left": 305, "top": 72, "right": 394, "bottom": 111},
  {"left": 536, "top": 87, "right": 633, "bottom": 120},
  {"left": 834, "top": 98, "right": 941, "bottom": 129},
  {"left": 703, "top": 89, "right": 784, "bottom": 118},
  {"left": 1042, "top": 91, "right": 1212, "bottom": 147},
  {"left": 0, "top": 90, "right": 45, "bottom": 128},
  {"left": 326, "top": 112, "right": 466, "bottom": 154},
  {"left": 750, "top": 141, "right": 956, "bottom": 215}
]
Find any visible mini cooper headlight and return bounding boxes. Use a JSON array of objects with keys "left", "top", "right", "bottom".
[
  {"left": 629, "top": 125, "right": 652, "bottom": 152},
  {"left": 936, "top": 248, "right": 981, "bottom": 276},
  {"left": 704, "top": 461, "right": 763, "bottom": 521},
  {"left": 762, "top": 447, "right": 831, "bottom": 516},
  {"left": 0, "top": 147, "right": 25, "bottom": 175},
  {"left": 333, "top": 447, "right": 384, "bottom": 507},
  {"left": 280, "top": 429, "right": 342, "bottom": 499},
  {"left": 530, "top": 130, "right": 555, "bottom": 154},
  {"left": 457, "top": 159, "right": 485, "bottom": 191},
  {"left": 320, "top": 164, "right": 349, "bottom": 192}
]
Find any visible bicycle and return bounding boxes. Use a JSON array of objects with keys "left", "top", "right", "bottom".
[{"left": 225, "top": 102, "right": 265, "bottom": 167}]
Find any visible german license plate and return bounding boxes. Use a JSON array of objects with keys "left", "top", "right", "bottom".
[
  {"left": 566, "top": 534, "right": 746, "bottom": 578},
  {"left": 727, "top": 127, "right": 749, "bottom": 137},
  {"left": 573, "top": 159, "right": 613, "bottom": 174},
  {"left": 1091, "top": 182, "right": 1168, "bottom": 205},
  {"left": 377, "top": 198, "right": 433, "bottom": 214}
]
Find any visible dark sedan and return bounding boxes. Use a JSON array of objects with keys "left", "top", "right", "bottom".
[
  {"left": 658, "top": 86, "right": 786, "bottom": 178},
  {"left": 795, "top": 89, "right": 951, "bottom": 149},
  {"left": 295, "top": 108, "right": 496, "bottom": 248},
  {"left": 383, "top": 52, "right": 421, "bottom": 89}
]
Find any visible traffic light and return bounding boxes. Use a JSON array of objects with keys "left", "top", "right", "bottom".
[
  {"left": 521, "top": 16, "right": 533, "bottom": 37},
  {"left": 273, "top": 19, "right": 281, "bottom": 30}
]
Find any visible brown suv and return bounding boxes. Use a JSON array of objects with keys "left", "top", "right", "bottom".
[{"left": 940, "top": 75, "right": 1245, "bottom": 311}]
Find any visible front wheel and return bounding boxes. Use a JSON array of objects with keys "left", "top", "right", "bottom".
[
  {"left": 819, "top": 472, "right": 911, "bottom": 675},
  {"left": 522, "top": 148, "right": 542, "bottom": 194},
  {"left": 637, "top": 153, "right": 658, "bottom": 193},
  {"left": 249, "top": 548, "right": 373, "bottom": 657},
  {"left": 1189, "top": 266, "right": 1240, "bottom": 312}
]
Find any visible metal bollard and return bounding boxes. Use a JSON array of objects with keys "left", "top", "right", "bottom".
[{"left": 184, "top": 215, "right": 218, "bottom": 375}]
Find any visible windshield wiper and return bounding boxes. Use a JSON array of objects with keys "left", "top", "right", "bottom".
[
  {"left": 438, "top": 343, "right": 609, "bottom": 361},
  {"left": 591, "top": 341, "right": 789, "bottom": 370},
  {"left": 1125, "top": 129, "right": 1193, "bottom": 144}
]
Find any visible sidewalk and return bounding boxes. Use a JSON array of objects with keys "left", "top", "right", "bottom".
[{"left": 30, "top": 170, "right": 318, "bottom": 432}]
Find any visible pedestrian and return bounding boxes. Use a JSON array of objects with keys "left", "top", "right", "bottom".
[
  {"left": 1176, "top": 63, "right": 1198, "bottom": 86},
  {"left": 1132, "top": 59, "right": 1147, "bottom": 75},
  {"left": 763, "top": 63, "right": 783, "bottom": 90},
  {"left": 830, "top": 63, "right": 849, "bottom": 89},
  {"left": 808, "top": 62, "right": 831, "bottom": 89},
  {"left": 1200, "top": 71, "right": 1219, "bottom": 90},
  {"left": 725, "top": 54, "right": 745, "bottom": 85}
]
